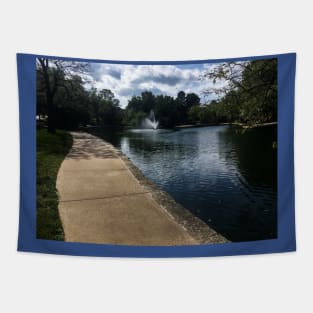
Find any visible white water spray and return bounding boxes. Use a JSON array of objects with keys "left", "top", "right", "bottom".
[{"left": 141, "top": 110, "right": 159, "bottom": 129}]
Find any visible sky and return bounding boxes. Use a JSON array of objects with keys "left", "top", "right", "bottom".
[{"left": 83, "top": 62, "right": 224, "bottom": 108}]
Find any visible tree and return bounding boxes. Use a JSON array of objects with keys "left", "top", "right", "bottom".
[
  {"left": 238, "top": 59, "right": 277, "bottom": 123},
  {"left": 185, "top": 93, "right": 200, "bottom": 109},
  {"left": 36, "top": 58, "right": 89, "bottom": 133},
  {"left": 124, "top": 90, "right": 202, "bottom": 127},
  {"left": 188, "top": 105, "right": 201, "bottom": 124},
  {"left": 155, "top": 95, "right": 178, "bottom": 128},
  {"left": 54, "top": 75, "right": 90, "bottom": 129},
  {"left": 176, "top": 91, "right": 186, "bottom": 105},
  {"left": 88, "top": 88, "right": 122, "bottom": 127},
  {"left": 201, "top": 59, "right": 277, "bottom": 124}
]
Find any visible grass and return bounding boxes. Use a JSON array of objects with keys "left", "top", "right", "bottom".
[{"left": 36, "top": 129, "right": 73, "bottom": 240}]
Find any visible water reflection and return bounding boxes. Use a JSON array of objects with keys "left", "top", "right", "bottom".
[{"left": 92, "top": 125, "right": 277, "bottom": 242}]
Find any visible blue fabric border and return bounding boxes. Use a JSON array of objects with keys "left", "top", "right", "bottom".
[{"left": 16, "top": 52, "right": 296, "bottom": 258}]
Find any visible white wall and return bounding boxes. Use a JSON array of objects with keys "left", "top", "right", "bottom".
[{"left": 0, "top": 1, "right": 311, "bottom": 312}]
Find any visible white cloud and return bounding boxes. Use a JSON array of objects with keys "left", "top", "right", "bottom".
[{"left": 86, "top": 62, "right": 223, "bottom": 108}]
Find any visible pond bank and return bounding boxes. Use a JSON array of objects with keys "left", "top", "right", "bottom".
[
  {"left": 175, "top": 121, "right": 277, "bottom": 129},
  {"left": 57, "top": 132, "right": 228, "bottom": 245}
]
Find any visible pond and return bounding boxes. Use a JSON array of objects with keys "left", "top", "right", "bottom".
[{"left": 92, "top": 125, "right": 277, "bottom": 242}]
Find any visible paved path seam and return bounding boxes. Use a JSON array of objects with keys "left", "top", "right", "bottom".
[
  {"left": 59, "top": 191, "right": 151, "bottom": 203},
  {"left": 56, "top": 131, "right": 198, "bottom": 246}
]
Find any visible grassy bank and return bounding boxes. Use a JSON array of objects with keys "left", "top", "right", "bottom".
[{"left": 37, "top": 129, "right": 73, "bottom": 240}]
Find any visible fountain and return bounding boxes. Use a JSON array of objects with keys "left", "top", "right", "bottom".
[{"left": 141, "top": 110, "right": 159, "bottom": 129}]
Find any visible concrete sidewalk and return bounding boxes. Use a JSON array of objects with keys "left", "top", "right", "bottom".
[
  {"left": 57, "top": 132, "right": 227, "bottom": 246},
  {"left": 57, "top": 132, "right": 199, "bottom": 245}
]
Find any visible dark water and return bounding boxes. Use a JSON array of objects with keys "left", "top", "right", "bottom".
[{"left": 93, "top": 125, "right": 277, "bottom": 242}]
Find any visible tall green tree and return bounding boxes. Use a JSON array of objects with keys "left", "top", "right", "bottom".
[
  {"left": 36, "top": 58, "right": 89, "bottom": 132},
  {"left": 124, "top": 90, "right": 201, "bottom": 128},
  {"left": 185, "top": 93, "right": 200, "bottom": 109},
  {"left": 201, "top": 59, "right": 277, "bottom": 124}
]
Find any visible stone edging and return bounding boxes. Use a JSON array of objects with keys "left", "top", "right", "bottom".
[{"left": 102, "top": 140, "right": 229, "bottom": 245}]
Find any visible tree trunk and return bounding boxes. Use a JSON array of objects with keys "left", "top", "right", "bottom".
[{"left": 39, "top": 58, "right": 56, "bottom": 133}]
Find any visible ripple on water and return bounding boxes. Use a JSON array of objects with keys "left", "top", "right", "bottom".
[{"left": 101, "top": 125, "right": 277, "bottom": 242}]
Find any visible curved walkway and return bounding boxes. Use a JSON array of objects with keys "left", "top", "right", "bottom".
[{"left": 57, "top": 132, "right": 227, "bottom": 246}]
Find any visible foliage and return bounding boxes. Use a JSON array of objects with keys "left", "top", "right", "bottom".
[
  {"left": 37, "top": 59, "right": 122, "bottom": 130},
  {"left": 36, "top": 129, "right": 73, "bottom": 240},
  {"left": 87, "top": 88, "right": 122, "bottom": 127},
  {"left": 199, "top": 59, "right": 277, "bottom": 125},
  {"left": 37, "top": 58, "right": 277, "bottom": 131},
  {"left": 124, "top": 91, "right": 201, "bottom": 128},
  {"left": 36, "top": 58, "right": 90, "bottom": 132}
]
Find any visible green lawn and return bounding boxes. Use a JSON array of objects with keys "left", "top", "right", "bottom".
[{"left": 36, "top": 129, "right": 73, "bottom": 240}]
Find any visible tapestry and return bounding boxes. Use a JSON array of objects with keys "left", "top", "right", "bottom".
[{"left": 17, "top": 53, "right": 296, "bottom": 257}]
